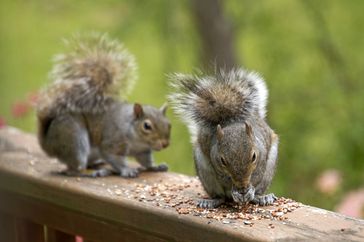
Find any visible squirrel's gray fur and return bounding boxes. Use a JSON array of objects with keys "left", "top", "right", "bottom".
[
  {"left": 169, "top": 69, "right": 278, "bottom": 208},
  {"left": 37, "top": 33, "right": 171, "bottom": 177}
]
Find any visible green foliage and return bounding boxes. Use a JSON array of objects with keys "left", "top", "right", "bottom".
[{"left": 0, "top": 0, "right": 363, "bottom": 210}]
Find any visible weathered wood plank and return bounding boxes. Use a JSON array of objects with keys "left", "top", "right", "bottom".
[
  {"left": 46, "top": 227, "right": 75, "bottom": 242},
  {"left": 0, "top": 211, "right": 17, "bottom": 242},
  {"left": 0, "top": 127, "right": 364, "bottom": 242},
  {"left": 0, "top": 191, "right": 169, "bottom": 242},
  {"left": 15, "top": 218, "right": 45, "bottom": 242}
]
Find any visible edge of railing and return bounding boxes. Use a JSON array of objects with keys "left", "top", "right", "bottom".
[{"left": 0, "top": 126, "right": 363, "bottom": 242}]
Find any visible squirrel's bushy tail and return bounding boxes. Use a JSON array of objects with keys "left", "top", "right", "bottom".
[
  {"left": 168, "top": 69, "right": 268, "bottom": 140},
  {"left": 36, "top": 33, "right": 137, "bottom": 149},
  {"left": 37, "top": 32, "right": 137, "bottom": 118}
]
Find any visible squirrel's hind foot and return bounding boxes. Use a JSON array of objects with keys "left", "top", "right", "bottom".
[
  {"left": 252, "top": 193, "right": 277, "bottom": 206},
  {"left": 119, "top": 167, "right": 140, "bottom": 178},
  {"left": 147, "top": 163, "right": 168, "bottom": 172},
  {"left": 197, "top": 198, "right": 225, "bottom": 209},
  {"left": 138, "top": 163, "right": 168, "bottom": 172}
]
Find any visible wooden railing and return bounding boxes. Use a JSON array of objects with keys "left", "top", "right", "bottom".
[{"left": 0, "top": 127, "right": 363, "bottom": 242}]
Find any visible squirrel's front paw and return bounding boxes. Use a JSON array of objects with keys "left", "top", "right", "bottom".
[
  {"left": 154, "top": 163, "right": 168, "bottom": 172},
  {"left": 231, "top": 184, "right": 255, "bottom": 204},
  {"left": 119, "top": 167, "right": 139, "bottom": 178},
  {"left": 252, "top": 193, "right": 277, "bottom": 206},
  {"left": 144, "top": 163, "right": 168, "bottom": 172}
]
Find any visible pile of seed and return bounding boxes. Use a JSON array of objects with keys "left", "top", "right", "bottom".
[{"left": 108, "top": 177, "right": 301, "bottom": 226}]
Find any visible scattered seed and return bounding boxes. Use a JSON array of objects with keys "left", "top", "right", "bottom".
[
  {"left": 177, "top": 207, "right": 190, "bottom": 214},
  {"left": 100, "top": 177, "right": 300, "bottom": 227},
  {"left": 114, "top": 189, "right": 122, "bottom": 196},
  {"left": 106, "top": 188, "right": 112, "bottom": 193}
]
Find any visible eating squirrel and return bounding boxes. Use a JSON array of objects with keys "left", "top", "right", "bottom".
[
  {"left": 169, "top": 69, "right": 279, "bottom": 208},
  {"left": 36, "top": 33, "right": 171, "bottom": 178}
]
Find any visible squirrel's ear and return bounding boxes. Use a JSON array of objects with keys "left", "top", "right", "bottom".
[
  {"left": 160, "top": 103, "right": 168, "bottom": 116},
  {"left": 244, "top": 121, "right": 253, "bottom": 138},
  {"left": 217, "top": 124, "right": 224, "bottom": 141},
  {"left": 133, "top": 103, "right": 144, "bottom": 119}
]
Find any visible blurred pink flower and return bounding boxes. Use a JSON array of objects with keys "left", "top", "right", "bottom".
[
  {"left": 315, "top": 169, "right": 342, "bottom": 195},
  {"left": 0, "top": 116, "right": 6, "bottom": 128},
  {"left": 76, "top": 236, "right": 83, "bottom": 242},
  {"left": 336, "top": 188, "right": 364, "bottom": 218},
  {"left": 11, "top": 101, "right": 31, "bottom": 118}
]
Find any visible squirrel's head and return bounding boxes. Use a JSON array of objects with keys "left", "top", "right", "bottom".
[
  {"left": 210, "top": 122, "right": 258, "bottom": 190},
  {"left": 133, "top": 103, "right": 171, "bottom": 151}
]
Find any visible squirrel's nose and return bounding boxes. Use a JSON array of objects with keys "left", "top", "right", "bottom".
[{"left": 161, "top": 140, "right": 169, "bottom": 148}]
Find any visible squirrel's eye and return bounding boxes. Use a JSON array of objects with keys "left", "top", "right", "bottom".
[
  {"left": 143, "top": 121, "right": 152, "bottom": 131},
  {"left": 251, "top": 152, "right": 257, "bottom": 163},
  {"left": 220, "top": 157, "right": 227, "bottom": 167}
]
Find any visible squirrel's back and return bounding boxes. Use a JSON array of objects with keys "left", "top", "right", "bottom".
[
  {"left": 169, "top": 69, "right": 268, "bottom": 139},
  {"left": 37, "top": 33, "right": 137, "bottom": 119}
]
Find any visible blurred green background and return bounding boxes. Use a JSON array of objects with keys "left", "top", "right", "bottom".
[{"left": 1, "top": 0, "right": 363, "bottom": 213}]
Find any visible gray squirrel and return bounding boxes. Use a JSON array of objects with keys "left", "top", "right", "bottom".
[
  {"left": 169, "top": 69, "right": 279, "bottom": 208},
  {"left": 36, "top": 33, "right": 171, "bottom": 178}
]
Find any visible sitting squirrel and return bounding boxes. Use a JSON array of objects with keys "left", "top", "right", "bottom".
[
  {"left": 36, "top": 33, "right": 171, "bottom": 178},
  {"left": 169, "top": 69, "right": 279, "bottom": 208}
]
